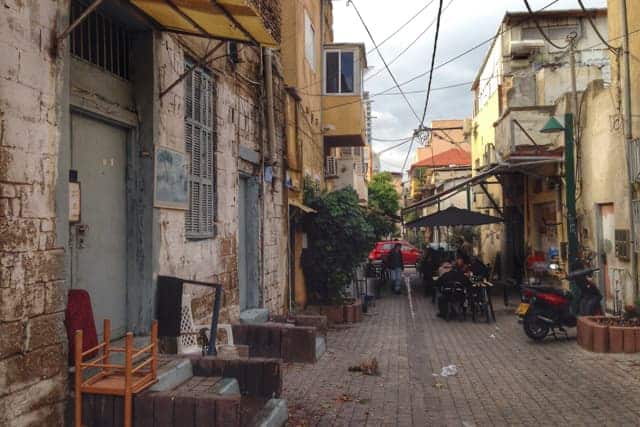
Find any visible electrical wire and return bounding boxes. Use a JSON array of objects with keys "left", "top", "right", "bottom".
[
  {"left": 376, "top": 138, "right": 414, "bottom": 155},
  {"left": 372, "top": 136, "right": 413, "bottom": 142},
  {"left": 348, "top": 0, "right": 422, "bottom": 123},
  {"left": 522, "top": 0, "right": 570, "bottom": 50},
  {"left": 366, "top": 0, "right": 437, "bottom": 55},
  {"left": 576, "top": 0, "right": 617, "bottom": 53},
  {"left": 364, "top": 0, "right": 454, "bottom": 83},
  {"left": 419, "top": 0, "right": 445, "bottom": 125}
]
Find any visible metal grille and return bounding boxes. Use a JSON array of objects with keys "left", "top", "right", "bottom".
[
  {"left": 628, "top": 139, "right": 640, "bottom": 183},
  {"left": 185, "top": 60, "right": 217, "bottom": 239},
  {"left": 633, "top": 200, "right": 640, "bottom": 253},
  {"left": 70, "top": 0, "right": 131, "bottom": 80},
  {"left": 325, "top": 156, "right": 338, "bottom": 178},
  {"left": 615, "top": 229, "right": 631, "bottom": 260}
]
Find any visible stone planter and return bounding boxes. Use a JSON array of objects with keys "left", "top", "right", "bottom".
[
  {"left": 344, "top": 301, "right": 363, "bottom": 323},
  {"left": 320, "top": 305, "right": 345, "bottom": 324},
  {"left": 577, "top": 316, "right": 640, "bottom": 353}
]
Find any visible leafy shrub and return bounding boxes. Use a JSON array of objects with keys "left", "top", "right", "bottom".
[{"left": 302, "top": 185, "right": 375, "bottom": 304}]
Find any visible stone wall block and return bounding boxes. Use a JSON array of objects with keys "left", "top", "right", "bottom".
[
  {"left": 0, "top": 321, "right": 23, "bottom": 359},
  {"left": 22, "top": 249, "right": 65, "bottom": 284},
  {"left": 0, "top": 343, "right": 65, "bottom": 397},
  {"left": 27, "top": 312, "right": 66, "bottom": 350},
  {"left": 0, "top": 374, "right": 66, "bottom": 420},
  {"left": 1, "top": 183, "right": 17, "bottom": 198},
  {"left": 43, "top": 280, "right": 66, "bottom": 314},
  {"left": 0, "top": 218, "right": 39, "bottom": 252}
]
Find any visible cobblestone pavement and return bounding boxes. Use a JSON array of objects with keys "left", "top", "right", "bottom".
[{"left": 283, "top": 288, "right": 640, "bottom": 426}]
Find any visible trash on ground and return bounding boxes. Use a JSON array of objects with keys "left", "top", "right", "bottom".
[
  {"left": 440, "top": 365, "right": 458, "bottom": 377},
  {"left": 348, "top": 357, "right": 379, "bottom": 375}
]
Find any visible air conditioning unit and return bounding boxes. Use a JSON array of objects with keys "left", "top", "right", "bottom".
[
  {"left": 462, "top": 119, "right": 473, "bottom": 136},
  {"left": 509, "top": 39, "right": 544, "bottom": 59}
]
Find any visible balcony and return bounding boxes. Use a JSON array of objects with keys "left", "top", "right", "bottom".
[
  {"left": 325, "top": 157, "right": 368, "bottom": 203},
  {"left": 494, "top": 106, "right": 561, "bottom": 159},
  {"left": 322, "top": 43, "right": 368, "bottom": 148}
]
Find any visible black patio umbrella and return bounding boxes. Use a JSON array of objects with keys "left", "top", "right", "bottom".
[{"left": 405, "top": 206, "right": 503, "bottom": 228}]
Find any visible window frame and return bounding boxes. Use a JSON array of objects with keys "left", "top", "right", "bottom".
[
  {"left": 184, "top": 58, "right": 217, "bottom": 239},
  {"left": 304, "top": 10, "right": 316, "bottom": 71},
  {"left": 323, "top": 48, "right": 360, "bottom": 96}
]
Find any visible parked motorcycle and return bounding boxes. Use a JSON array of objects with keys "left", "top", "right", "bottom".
[{"left": 517, "top": 264, "right": 602, "bottom": 340}]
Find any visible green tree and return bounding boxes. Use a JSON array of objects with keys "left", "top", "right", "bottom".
[
  {"left": 367, "top": 172, "right": 401, "bottom": 239},
  {"left": 302, "top": 186, "right": 375, "bottom": 304},
  {"left": 368, "top": 172, "right": 400, "bottom": 216}
]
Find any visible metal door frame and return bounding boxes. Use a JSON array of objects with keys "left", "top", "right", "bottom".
[{"left": 69, "top": 106, "right": 135, "bottom": 337}]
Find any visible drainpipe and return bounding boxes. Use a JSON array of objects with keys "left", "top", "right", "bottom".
[
  {"left": 264, "top": 48, "right": 277, "bottom": 164},
  {"left": 621, "top": 0, "right": 637, "bottom": 293}
]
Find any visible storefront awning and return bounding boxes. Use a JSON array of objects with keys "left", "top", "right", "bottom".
[
  {"left": 289, "top": 199, "right": 317, "bottom": 214},
  {"left": 130, "top": 0, "right": 278, "bottom": 46},
  {"left": 403, "top": 158, "right": 563, "bottom": 215}
]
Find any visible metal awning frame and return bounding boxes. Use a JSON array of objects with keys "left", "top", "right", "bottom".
[
  {"left": 56, "top": 0, "right": 265, "bottom": 99},
  {"left": 402, "top": 158, "right": 563, "bottom": 220}
]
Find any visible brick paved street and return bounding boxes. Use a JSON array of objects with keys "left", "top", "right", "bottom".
[{"left": 283, "top": 288, "right": 640, "bottom": 426}]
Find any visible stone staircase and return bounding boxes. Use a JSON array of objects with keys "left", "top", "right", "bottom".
[{"left": 73, "top": 355, "right": 287, "bottom": 427}]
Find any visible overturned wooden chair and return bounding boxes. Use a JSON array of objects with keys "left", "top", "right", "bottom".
[{"left": 74, "top": 319, "right": 158, "bottom": 427}]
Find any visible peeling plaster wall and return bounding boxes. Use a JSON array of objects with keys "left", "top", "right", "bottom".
[
  {"left": 0, "top": 0, "right": 67, "bottom": 425},
  {"left": 155, "top": 35, "right": 288, "bottom": 323}
]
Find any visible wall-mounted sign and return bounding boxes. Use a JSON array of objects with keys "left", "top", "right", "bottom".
[
  {"left": 69, "top": 182, "right": 81, "bottom": 223},
  {"left": 154, "top": 146, "right": 189, "bottom": 210}
]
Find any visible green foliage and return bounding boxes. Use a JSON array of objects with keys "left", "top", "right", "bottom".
[
  {"left": 368, "top": 172, "right": 400, "bottom": 216},
  {"left": 302, "top": 186, "right": 375, "bottom": 304},
  {"left": 367, "top": 172, "right": 401, "bottom": 240}
]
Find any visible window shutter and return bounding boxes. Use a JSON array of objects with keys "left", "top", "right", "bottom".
[{"left": 185, "top": 60, "right": 217, "bottom": 239}]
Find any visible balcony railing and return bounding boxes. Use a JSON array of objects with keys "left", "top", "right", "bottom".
[
  {"left": 354, "top": 162, "right": 367, "bottom": 176},
  {"left": 325, "top": 156, "right": 338, "bottom": 178}
]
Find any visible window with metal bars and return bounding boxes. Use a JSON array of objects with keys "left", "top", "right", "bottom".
[
  {"left": 69, "top": 0, "right": 131, "bottom": 80},
  {"left": 185, "top": 60, "right": 217, "bottom": 239}
]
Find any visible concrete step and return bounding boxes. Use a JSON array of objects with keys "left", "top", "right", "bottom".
[
  {"left": 315, "top": 335, "right": 326, "bottom": 360},
  {"left": 149, "top": 357, "right": 193, "bottom": 392},
  {"left": 250, "top": 398, "right": 288, "bottom": 427},
  {"left": 240, "top": 308, "right": 270, "bottom": 324}
]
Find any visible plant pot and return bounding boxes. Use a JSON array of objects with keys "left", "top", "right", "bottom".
[
  {"left": 321, "top": 305, "right": 345, "bottom": 324},
  {"left": 609, "top": 326, "right": 625, "bottom": 353},
  {"left": 577, "top": 316, "right": 594, "bottom": 351},
  {"left": 592, "top": 322, "right": 609, "bottom": 353},
  {"left": 623, "top": 327, "right": 636, "bottom": 353}
]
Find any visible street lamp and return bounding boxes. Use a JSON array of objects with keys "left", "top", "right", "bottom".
[{"left": 540, "top": 113, "right": 578, "bottom": 271}]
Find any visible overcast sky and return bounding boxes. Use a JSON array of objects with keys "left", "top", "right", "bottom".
[{"left": 331, "top": 0, "right": 607, "bottom": 172}]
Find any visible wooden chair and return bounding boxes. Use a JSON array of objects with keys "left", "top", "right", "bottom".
[{"left": 74, "top": 319, "right": 158, "bottom": 427}]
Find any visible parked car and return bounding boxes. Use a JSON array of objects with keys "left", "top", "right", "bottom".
[{"left": 368, "top": 241, "right": 422, "bottom": 266}]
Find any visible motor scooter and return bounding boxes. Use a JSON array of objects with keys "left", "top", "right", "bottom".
[{"left": 517, "top": 264, "right": 602, "bottom": 340}]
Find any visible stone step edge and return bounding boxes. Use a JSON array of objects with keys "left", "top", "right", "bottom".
[{"left": 251, "top": 398, "right": 288, "bottom": 427}]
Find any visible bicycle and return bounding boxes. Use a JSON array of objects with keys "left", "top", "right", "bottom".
[{"left": 469, "top": 276, "right": 495, "bottom": 323}]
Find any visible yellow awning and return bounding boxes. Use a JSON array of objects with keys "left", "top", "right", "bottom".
[
  {"left": 289, "top": 199, "right": 316, "bottom": 214},
  {"left": 130, "top": 0, "right": 278, "bottom": 47}
]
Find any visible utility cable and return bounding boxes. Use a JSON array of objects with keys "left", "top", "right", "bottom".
[
  {"left": 348, "top": 0, "right": 422, "bottom": 123},
  {"left": 522, "top": 0, "right": 570, "bottom": 50},
  {"left": 365, "top": 0, "right": 454, "bottom": 83},
  {"left": 419, "top": 0, "right": 445, "bottom": 126},
  {"left": 367, "top": 0, "right": 437, "bottom": 55},
  {"left": 577, "top": 0, "right": 617, "bottom": 53},
  {"left": 376, "top": 138, "right": 414, "bottom": 155}
]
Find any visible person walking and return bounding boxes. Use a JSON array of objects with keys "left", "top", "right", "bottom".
[{"left": 387, "top": 243, "right": 404, "bottom": 295}]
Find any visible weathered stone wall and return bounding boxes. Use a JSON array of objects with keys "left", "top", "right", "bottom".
[
  {"left": 0, "top": 0, "right": 67, "bottom": 425},
  {"left": 155, "top": 35, "right": 288, "bottom": 323}
]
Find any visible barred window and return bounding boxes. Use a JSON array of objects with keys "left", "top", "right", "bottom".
[
  {"left": 70, "top": 0, "right": 131, "bottom": 80},
  {"left": 185, "top": 60, "right": 217, "bottom": 238}
]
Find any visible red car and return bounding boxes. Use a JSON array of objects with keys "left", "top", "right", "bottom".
[{"left": 368, "top": 241, "right": 422, "bottom": 266}]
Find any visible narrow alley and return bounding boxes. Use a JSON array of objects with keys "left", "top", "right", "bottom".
[{"left": 285, "top": 292, "right": 640, "bottom": 426}]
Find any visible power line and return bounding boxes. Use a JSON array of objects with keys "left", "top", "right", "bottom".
[
  {"left": 376, "top": 138, "right": 414, "bottom": 154},
  {"left": 372, "top": 136, "right": 413, "bottom": 142},
  {"left": 366, "top": 0, "right": 437, "bottom": 55},
  {"left": 419, "top": 0, "right": 445, "bottom": 125},
  {"left": 364, "top": 0, "right": 454, "bottom": 83},
  {"left": 577, "top": 0, "right": 617, "bottom": 53},
  {"left": 522, "top": 0, "right": 570, "bottom": 50},
  {"left": 400, "top": 0, "right": 444, "bottom": 175},
  {"left": 348, "top": 0, "right": 422, "bottom": 123}
]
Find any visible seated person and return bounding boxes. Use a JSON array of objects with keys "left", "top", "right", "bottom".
[{"left": 436, "top": 252, "right": 472, "bottom": 318}]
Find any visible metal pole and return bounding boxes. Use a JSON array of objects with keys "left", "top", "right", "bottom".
[
  {"left": 621, "top": 0, "right": 637, "bottom": 293},
  {"left": 466, "top": 185, "right": 471, "bottom": 210},
  {"left": 564, "top": 113, "right": 578, "bottom": 269}
]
